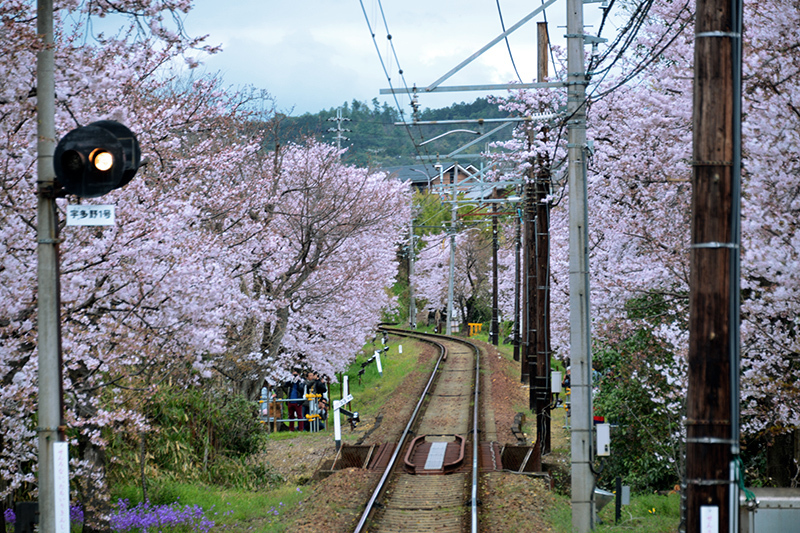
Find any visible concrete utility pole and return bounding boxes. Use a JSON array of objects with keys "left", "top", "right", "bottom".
[
  {"left": 36, "top": 1, "right": 64, "bottom": 531},
  {"left": 566, "top": 0, "right": 595, "bottom": 528},
  {"left": 685, "top": 0, "right": 743, "bottom": 526}
]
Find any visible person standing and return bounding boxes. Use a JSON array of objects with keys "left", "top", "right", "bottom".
[
  {"left": 304, "top": 371, "right": 327, "bottom": 431},
  {"left": 284, "top": 369, "right": 306, "bottom": 431}
]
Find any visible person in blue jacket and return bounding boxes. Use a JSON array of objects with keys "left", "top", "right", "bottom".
[{"left": 284, "top": 369, "right": 306, "bottom": 431}]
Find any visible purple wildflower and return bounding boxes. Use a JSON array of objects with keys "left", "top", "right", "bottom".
[
  {"left": 70, "top": 504, "right": 84, "bottom": 525},
  {"left": 109, "top": 499, "right": 215, "bottom": 533}
]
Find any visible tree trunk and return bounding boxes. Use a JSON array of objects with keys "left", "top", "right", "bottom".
[
  {"left": 766, "top": 431, "right": 797, "bottom": 487},
  {"left": 240, "top": 307, "right": 290, "bottom": 400},
  {"left": 77, "top": 435, "right": 111, "bottom": 532}
]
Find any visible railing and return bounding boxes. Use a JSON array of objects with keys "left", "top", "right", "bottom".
[{"left": 257, "top": 392, "right": 328, "bottom": 433}]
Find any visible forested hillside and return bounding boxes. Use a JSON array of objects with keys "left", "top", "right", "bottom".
[{"left": 275, "top": 97, "right": 511, "bottom": 167}]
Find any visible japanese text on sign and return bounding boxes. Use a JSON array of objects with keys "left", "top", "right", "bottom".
[{"left": 66, "top": 204, "right": 115, "bottom": 226}]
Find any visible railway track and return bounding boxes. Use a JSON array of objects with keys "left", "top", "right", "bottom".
[{"left": 352, "top": 328, "right": 482, "bottom": 533}]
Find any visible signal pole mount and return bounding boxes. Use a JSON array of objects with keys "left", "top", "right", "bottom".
[{"left": 36, "top": 1, "right": 64, "bottom": 531}]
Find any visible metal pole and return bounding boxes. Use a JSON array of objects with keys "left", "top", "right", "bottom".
[
  {"left": 36, "top": 1, "right": 62, "bottom": 531},
  {"left": 566, "top": 0, "right": 594, "bottom": 528},
  {"left": 446, "top": 166, "right": 456, "bottom": 335}
]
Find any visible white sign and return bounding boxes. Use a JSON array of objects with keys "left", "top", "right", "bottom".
[
  {"left": 333, "top": 393, "right": 354, "bottom": 450},
  {"left": 334, "top": 394, "right": 354, "bottom": 410},
  {"left": 66, "top": 204, "right": 115, "bottom": 226},
  {"left": 54, "top": 442, "right": 70, "bottom": 533},
  {"left": 700, "top": 506, "right": 718, "bottom": 533}
]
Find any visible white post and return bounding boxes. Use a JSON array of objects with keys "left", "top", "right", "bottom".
[
  {"left": 333, "top": 394, "right": 354, "bottom": 451},
  {"left": 375, "top": 350, "right": 383, "bottom": 377},
  {"left": 333, "top": 404, "right": 342, "bottom": 450}
]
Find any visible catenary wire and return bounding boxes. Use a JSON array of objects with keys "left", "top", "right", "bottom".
[
  {"left": 495, "top": 0, "right": 525, "bottom": 83},
  {"left": 358, "top": 0, "right": 435, "bottom": 162}
]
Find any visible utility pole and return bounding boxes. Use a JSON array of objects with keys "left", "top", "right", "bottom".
[
  {"left": 566, "top": 0, "right": 594, "bottom": 528},
  {"left": 532, "top": 21, "right": 552, "bottom": 461},
  {"left": 327, "top": 108, "right": 351, "bottom": 152},
  {"left": 522, "top": 182, "right": 535, "bottom": 385},
  {"left": 446, "top": 166, "right": 457, "bottom": 335},
  {"left": 685, "top": 0, "right": 742, "bottom": 526},
  {"left": 512, "top": 208, "right": 521, "bottom": 362},
  {"left": 36, "top": 1, "right": 64, "bottom": 531},
  {"left": 491, "top": 215, "right": 499, "bottom": 345},
  {"left": 408, "top": 216, "right": 416, "bottom": 328}
]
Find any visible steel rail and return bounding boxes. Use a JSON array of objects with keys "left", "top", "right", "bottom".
[
  {"left": 351, "top": 330, "right": 448, "bottom": 533},
  {"left": 352, "top": 328, "right": 481, "bottom": 533},
  {"left": 471, "top": 336, "right": 480, "bottom": 533}
]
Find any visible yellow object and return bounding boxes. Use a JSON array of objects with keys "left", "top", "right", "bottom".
[{"left": 468, "top": 323, "right": 482, "bottom": 336}]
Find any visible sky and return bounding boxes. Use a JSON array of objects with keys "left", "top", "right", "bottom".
[{"left": 180, "top": 0, "right": 609, "bottom": 116}]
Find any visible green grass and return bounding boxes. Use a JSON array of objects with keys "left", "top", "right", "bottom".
[
  {"left": 111, "top": 481, "right": 308, "bottom": 532},
  {"left": 98, "top": 334, "right": 432, "bottom": 532},
  {"left": 328, "top": 337, "right": 435, "bottom": 419},
  {"left": 549, "top": 491, "right": 681, "bottom": 532}
]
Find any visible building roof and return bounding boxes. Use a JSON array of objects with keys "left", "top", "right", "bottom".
[
  {"left": 382, "top": 164, "right": 441, "bottom": 186},
  {"left": 383, "top": 163, "right": 480, "bottom": 188}
]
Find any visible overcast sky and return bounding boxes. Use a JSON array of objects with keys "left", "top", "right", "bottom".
[{"left": 181, "top": 0, "right": 607, "bottom": 116}]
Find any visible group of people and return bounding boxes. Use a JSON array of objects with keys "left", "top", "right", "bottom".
[{"left": 280, "top": 369, "right": 329, "bottom": 431}]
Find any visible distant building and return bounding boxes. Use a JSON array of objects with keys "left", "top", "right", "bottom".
[{"left": 383, "top": 163, "right": 503, "bottom": 202}]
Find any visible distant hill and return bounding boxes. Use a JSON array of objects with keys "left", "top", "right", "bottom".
[{"left": 270, "top": 97, "right": 512, "bottom": 168}]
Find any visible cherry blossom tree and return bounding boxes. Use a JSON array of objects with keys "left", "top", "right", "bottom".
[
  {"left": 1, "top": 1, "right": 410, "bottom": 527},
  {"left": 2, "top": 1, "right": 238, "bottom": 521},
  {"left": 488, "top": 0, "right": 800, "bottom": 481},
  {"left": 213, "top": 140, "right": 410, "bottom": 398}
]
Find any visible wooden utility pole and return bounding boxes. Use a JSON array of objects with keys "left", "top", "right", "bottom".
[
  {"left": 522, "top": 181, "right": 535, "bottom": 386},
  {"left": 531, "top": 21, "right": 552, "bottom": 463},
  {"left": 686, "top": 0, "right": 742, "bottom": 526},
  {"left": 513, "top": 212, "right": 521, "bottom": 362},
  {"left": 491, "top": 215, "right": 499, "bottom": 345}
]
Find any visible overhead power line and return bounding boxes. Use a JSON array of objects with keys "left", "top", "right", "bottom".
[{"left": 358, "top": 0, "right": 439, "bottom": 161}]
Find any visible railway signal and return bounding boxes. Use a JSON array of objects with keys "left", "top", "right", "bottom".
[{"left": 54, "top": 120, "right": 141, "bottom": 198}]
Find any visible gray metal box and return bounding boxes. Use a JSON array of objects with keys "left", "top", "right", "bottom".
[{"left": 740, "top": 488, "right": 800, "bottom": 533}]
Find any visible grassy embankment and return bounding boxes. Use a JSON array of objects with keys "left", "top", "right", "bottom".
[
  {"left": 106, "top": 334, "right": 428, "bottom": 532},
  {"left": 480, "top": 329, "right": 682, "bottom": 533}
]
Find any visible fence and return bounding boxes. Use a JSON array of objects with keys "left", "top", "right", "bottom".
[{"left": 257, "top": 390, "right": 328, "bottom": 433}]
